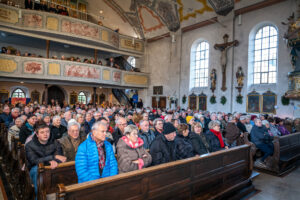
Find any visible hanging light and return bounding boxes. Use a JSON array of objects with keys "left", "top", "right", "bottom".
[{"left": 208, "top": 0, "right": 234, "bottom": 16}]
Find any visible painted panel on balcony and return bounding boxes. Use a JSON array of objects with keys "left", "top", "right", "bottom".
[
  {"left": 48, "top": 63, "right": 60, "bottom": 75},
  {"left": 111, "top": 32, "right": 119, "bottom": 47},
  {"left": 61, "top": 19, "right": 99, "bottom": 39},
  {"left": 0, "top": 7, "right": 18, "bottom": 24},
  {"left": 113, "top": 71, "right": 121, "bottom": 82},
  {"left": 64, "top": 65, "right": 100, "bottom": 79},
  {"left": 0, "top": 58, "right": 17, "bottom": 72},
  {"left": 46, "top": 17, "right": 59, "bottom": 31},
  {"left": 103, "top": 69, "right": 111, "bottom": 81},
  {"left": 120, "top": 38, "right": 143, "bottom": 52},
  {"left": 23, "top": 14, "right": 43, "bottom": 28},
  {"left": 124, "top": 74, "right": 148, "bottom": 85},
  {"left": 24, "top": 61, "right": 44, "bottom": 74},
  {"left": 102, "top": 30, "right": 109, "bottom": 42}
]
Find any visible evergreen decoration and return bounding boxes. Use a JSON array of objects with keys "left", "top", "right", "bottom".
[
  {"left": 220, "top": 96, "right": 227, "bottom": 105},
  {"left": 281, "top": 95, "right": 290, "bottom": 106},
  {"left": 210, "top": 95, "right": 216, "bottom": 104},
  {"left": 182, "top": 95, "right": 187, "bottom": 104},
  {"left": 236, "top": 95, "right": 243, "bottom": 104}
]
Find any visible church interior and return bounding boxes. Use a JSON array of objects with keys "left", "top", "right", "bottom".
[{"left": 0, "top": 0, "right": 300, "bottom": 199}]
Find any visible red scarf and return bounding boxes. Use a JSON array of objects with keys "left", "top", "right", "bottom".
[
  {"left": 121, "top": 136, "right": 144, "bottom": 149},
  {"left": 209, "top": 129, "right": 225, "bottom": 148}
]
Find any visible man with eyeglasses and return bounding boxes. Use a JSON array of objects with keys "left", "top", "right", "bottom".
[{"left": 112, "top": 117, "right": 127, "bottom": 145}]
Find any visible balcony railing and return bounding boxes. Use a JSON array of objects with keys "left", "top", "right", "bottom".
[
  {"left": 0, "top": 54, "right": 149, "bottom": 88},
  {"left": 0, "top": 3, "right": 144, "bottom": 55}
]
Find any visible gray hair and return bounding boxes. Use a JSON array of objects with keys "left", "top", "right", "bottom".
[
  {"left": 254, "top": 118, "right": 261, "bottom": 124},
  {"left": 240, "top": 115, "right": 247, "bottom": 121},
  {"left": 208, "top": 120, "right": 221, "bottom": 129},
  {"left": 11, "top": 107, "right": 20, "bottom": 113},
  {"left": 139, "top": 120, "right": 149, "bottom": 126},
  {"left": 76, "top": 114, "right": 83, "bottom": 120},
  {"left": 124, "top": 125, "right": 138, "bottom": 135},
  {"left": 262, "top": 120, "right": 269, "bottom": 126},
  {"left": 67, "top": 119, "right": 81, "bottom": 130},
  {"left": 153, "top": 118, "right": 164, "bottom": 126},
  {"left": 93, "top": 111, "right": 101, "bottom": 116},
  {"left": 15, "top": 117, "right": 24, "bottom": 124},
  {"left": 53, "top": 115, "right": 61, "bottom": 121},
  {"left": 228, "top": 116, "right": 237, "bottom": 122},
  {"left": 92, "top": 121, "right": 107, "bottom": 131},
  {"left": 116, "top": 117, "right": 126, "bottom": 125}
]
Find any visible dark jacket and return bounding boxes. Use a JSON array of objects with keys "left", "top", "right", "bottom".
[
  {"left": 150, "top": 134, "right": 176, "bottom": 166},
  {"left": 112, "top": 128, "right": 123, "bottom": 145},
  {"left": 19, "top": 123, "right": 34, "bottom": 144},
  {"left": 175, "top": 135, "right": 194, "bottom": 160},
  {"left": 237, "top": 121, "right": 248, "bottom": 133},
  {"left": 188, "top": 132, "right": 209, "bottom": 155},
  {"left": 223, "top": 122, "right": 241, "bottom": 144},
  {"left": 153, "top": 128, "right": 163, "bottom": 137},
  {"left": 204, "top": 130, "right": 222, "bottom": 152},
  {"left": 61, "top": 118, "right": 68, "bottom": 128},
  {"left": 250, "top": 125, "right": 273, "bottom": 146},
  {"left": 83, "top": 121, "right": 91, "bottom": 135},
  {"left": 25, "top": 134, "right": 63, "bottom": 170},
  {"left": 58, "top": 135, "right": 85, "bottom": 161},
  {"left": 50, "top": 125, "right": 67, "bottom": 141},
  {"left": 179, "top": 116, "right": 186, "bottom": 124},
  {"left": 139, "top": 129, "right": 155, "bottom": 149},
  {"left": 0, "top": 113, "right": 12, "bottom": 128},
  {"left": 24, "top": 0, "right": 33, "bottom": 9}
]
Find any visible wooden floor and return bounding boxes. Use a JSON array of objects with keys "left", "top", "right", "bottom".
[{"left": 250, "top": 167, "right": 300, "bottom": 200}]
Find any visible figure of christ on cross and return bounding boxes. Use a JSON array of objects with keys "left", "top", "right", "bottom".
[{"left": 214, "top": 34, "right": 239, "bottom": 91}]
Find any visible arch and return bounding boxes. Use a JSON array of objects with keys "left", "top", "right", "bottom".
[
  {"left": 10, "top": 86, "right": 29, "bottom": 98},
  {"left": 190, "top": 39, "right": 210, "bottom": 90},
  {"left": 78, "top": 91, "right": 87, "bottom": 104},
  {"left": 248, "top": 22, "right": 278, "bottom": 86},
  {"left": 11, "top": 88, "right": 26, "bottom": 98},
  {"left": 47, "top": 85, "right": 66, "bottom": 105}
]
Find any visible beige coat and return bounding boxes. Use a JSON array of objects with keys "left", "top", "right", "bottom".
[{"left": 116, "top": 138, "right": 152, "bottom": 173}]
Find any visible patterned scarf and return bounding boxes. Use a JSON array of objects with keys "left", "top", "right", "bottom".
[
  {"left": 121, "top": 136, "right": 144, "bottom": 149},
  {"left": 91, "top": 134, "right": 105, "bottom": 170}
]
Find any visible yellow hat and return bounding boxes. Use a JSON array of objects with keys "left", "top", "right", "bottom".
[{"left": 186, "top": 116, "right": 193, "bottom": 124}]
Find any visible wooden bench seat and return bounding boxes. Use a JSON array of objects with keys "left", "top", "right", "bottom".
[
  {"left": 254, "top": 132, "right": 300, "bottom": 176},
  {"left": 56, "top": 144, "right": 254, "bottom": 200},
  {"left": 38, "top": 161, "right": 77, "bottom": 200}
]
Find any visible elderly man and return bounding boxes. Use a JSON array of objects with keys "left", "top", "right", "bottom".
[
  {"left": 139, "top": 120, "right": 155, "bottom": 149},
  {"left": 112, "top": 117, "right": 127, "bottom": 145},
  {"left": 58, "top": 120, "right": 85, "bottom": 161},
  {"left": 50, "top": 115, "right": 67, "bottom": 140},
  {"left": 237, "top": 115, "right": 248, "bottom": 134},
  {"left": 153, "top": 118, "right": 164, "bottom": 137},
  {"left": 150, "top": 122, "right": 178, "bottom": 166},
  {"left": 250, "top": 119, "right": 274, "bottom": 164},
  {"left": 26, "top": 124, "right": 66, "bottom": 194},
  {"left": 61, "top": 111, "right": 72, "bottom": 128},
  {"left": 75, "top": 122, "right": 118, "bottom": 183}
]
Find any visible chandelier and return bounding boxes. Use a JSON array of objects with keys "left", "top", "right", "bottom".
[{"left": 208, "top": 0, "right": 234, "bottom": 16}]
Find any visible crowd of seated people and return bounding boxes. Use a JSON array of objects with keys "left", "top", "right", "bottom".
[
  {"left": 1, "top": 100, "right": 299, "bottom": 195},
  {"left": 1, "top": 46, "right": 133, "bottom": 70}
]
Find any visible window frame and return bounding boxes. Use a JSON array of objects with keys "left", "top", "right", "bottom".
[
  {"left": 77, "top": 91, "right": 87, "bottom": 104},
  {"left": 11, "top": 88, "right": 26, "bottom": 98}
]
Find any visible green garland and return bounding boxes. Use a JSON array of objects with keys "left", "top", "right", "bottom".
[
  {"left": 281, "top": 95, "right": 290, "bottom": 106},
  {"left": 210, "top": 95, "right": 216, "bottom": 104},
  {"left": 220, "top": 96, "right": 227, "bottom": 105},
  {"left": 236, "top": 95, "right": 243, "bottom": 104},
  {"left": 182, "top": 95, "right": 187, "bottom": 104}
]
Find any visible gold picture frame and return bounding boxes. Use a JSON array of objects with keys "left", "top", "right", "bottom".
[
  {"left": 262, "top": 91, "right": 277, "bottom": 114},
  {"left": 246, "top": 90, "right": 261, "bottom": 113}
]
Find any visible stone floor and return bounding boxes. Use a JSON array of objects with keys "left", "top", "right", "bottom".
[{"left": 250, "top": 167, "right": 300, "bottom": 200}]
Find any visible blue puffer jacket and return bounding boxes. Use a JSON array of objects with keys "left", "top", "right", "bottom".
[{"left": 75, "top": 133, "right": 118, "bottom": 183}]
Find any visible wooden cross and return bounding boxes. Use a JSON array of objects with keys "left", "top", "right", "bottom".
[{"left": 214, "top": 34, "right": 239, "bottom": 91}]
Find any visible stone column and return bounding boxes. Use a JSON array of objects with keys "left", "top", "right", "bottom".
[
  {"left": 44, "top": 84, "right": 48, "bottom": 105},
  {"left": 93, "top": 87, "right": 97, "bottom": 107}
]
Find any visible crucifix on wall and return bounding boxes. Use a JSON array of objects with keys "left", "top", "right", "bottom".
[{"left": 214, "top": 34, "right": 239, "bottom": 91}]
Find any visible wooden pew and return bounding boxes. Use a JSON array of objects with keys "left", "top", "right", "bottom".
[
  {"left": 38, "top": 161, "right": 77, "bottom": 200},
  {"left": 254, "top": 132, "right": 300, "bottom": 176},
  {"left": 57, "top": 144, "right": 254, "bottom": 200}
]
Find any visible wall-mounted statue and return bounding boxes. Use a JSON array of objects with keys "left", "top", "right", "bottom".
[
  {"left": 210, "top": 68, "right": 217, "bottom": 93},
  {"left": 236, "top": 66, "right": 244, "bottom": 87},
  {"left": 214, "top": 34, "right": 239, "bottom": 91}
]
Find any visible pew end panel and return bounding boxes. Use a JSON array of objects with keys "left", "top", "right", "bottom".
[{"left": 56, "top": 145, "right": 255, "bottom": 200}]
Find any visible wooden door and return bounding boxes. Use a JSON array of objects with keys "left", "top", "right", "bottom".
[{"left": 199, "top": 96, "right": 207, "bottom": 111}]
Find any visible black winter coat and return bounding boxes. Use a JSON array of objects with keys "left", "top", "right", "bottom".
[
  {"left": 175, "top": 135, "right": 194, "bottom": 160},
  {"left": 112, "top": 128, "right": 123, "bottom": 145},
  {"left": 25, "top": 134, "right": 63, "bottom": 170},
  {"left": 204, "top": 130, "right": 222, "bottom": 152},
  {"left": 150, "top": 134, "right": 176, "bottom": 166},
  {"left": 19, "top": 123, "right": 34, "bottom": 144},
  {"left": 50, "top": 125, "right": 67, "bottom": 141},
  {"left": 188, "top": 132, "right": 209, "bottom": 155}
]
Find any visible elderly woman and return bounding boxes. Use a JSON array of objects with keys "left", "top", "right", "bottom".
[
  {"left": 192, "top": 122, "right": 210, "bottom": 152},
  {"left": 8, "top": 117, "right": 24, "bottom": 151},
  {"left": 223, "top": 116, "right": 241, "bottom": 148},
  {"left": 50, "top": 115, "right": 67, "bottom": 140},
  {"left": 175, "top": 124, "right": 194, "bottom": 159},
  {"left": 188, "top": 122, "right": 209, "bottom": 155},
  {"left": 276, "top": 118, "right": 290, "bottom": 136},
  {"left": 250, "top": 119, "right": 274, "bottom": 163},
  {"left": 204, "top": 120, "right": 228, "bottom": 152},
  {"left": 262, "top": 120, "right": 276, "bottom": 137},
  {"left": 117, "top": 125, "right": 152, "bottom": 173},
  {"left": 267, "top": 117, "right": 281, "bottom": 136}
]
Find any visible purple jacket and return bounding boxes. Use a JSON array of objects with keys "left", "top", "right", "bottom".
[{"left": 277, "top": 125, "right": 290, "bottom": 136}]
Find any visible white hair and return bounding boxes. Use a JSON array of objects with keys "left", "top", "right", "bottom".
[
  {"left": 124, "top": 125, "right": 138, "bottom": 135},
  {"left": 68, "top": 119, "right": 81, "bottom": 130},
  {"left": 262, "top": 120, "right": 269, "bottom": 126},
  {"left": 92, "top": 121, "right": 107, "bottom": 131},
  {"left": 11, "top": 107, "right": 20, "bottom": 113},
  {"left": 53, "top": 115, "right": 61, "bottom": 121}
]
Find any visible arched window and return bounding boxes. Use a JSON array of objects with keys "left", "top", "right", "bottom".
[
  {"left": 77, "top": 92, "right": 86, "bottom": 104},
  {"left": 128, "top": 56, "right": 136, "bottom": 68},
  {"left": 190, "top": 41, "right": 209, "bottom": 88},
  {"left": 11, "top": 88, "right": 25, "bottom": 98},
  {"left": 253, "top": 25, "right": 278, "bottom": 84}
]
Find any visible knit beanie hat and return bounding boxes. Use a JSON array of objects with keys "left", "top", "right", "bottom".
[{"left": 163, "top": 122, "right": 176, "bottom": 135}]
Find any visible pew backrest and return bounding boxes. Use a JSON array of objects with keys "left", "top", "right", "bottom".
[
  {"left": 57, "top": 145, "right": 252, "bottom": 200},
  {"left": 38, "top": 161, "right": 77, "bottom": 200}
]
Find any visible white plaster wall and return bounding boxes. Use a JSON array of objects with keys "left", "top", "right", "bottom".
[{"left": 143, "top": 0, "right": 298, "bottom": 117}]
